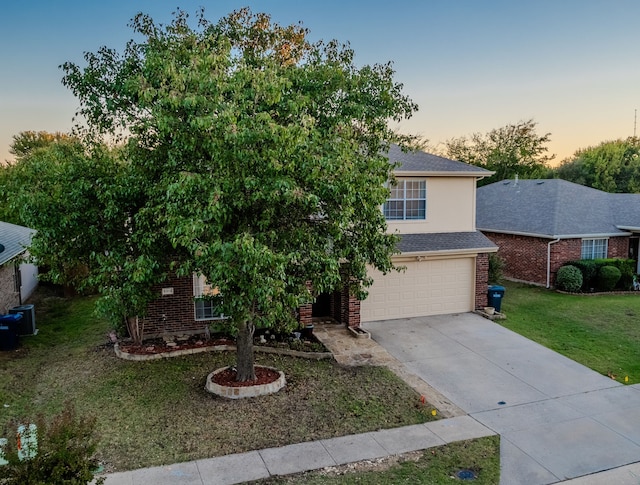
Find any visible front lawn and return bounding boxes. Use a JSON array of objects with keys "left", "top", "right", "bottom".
[
  {"left": 500, "top": 281, "right": 640, "bottom": 384},
  {"left": 0, "top": 287, "right": 438, "bottom": 473}
]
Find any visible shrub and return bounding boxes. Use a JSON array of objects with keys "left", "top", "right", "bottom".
[
  {"left": 0, "top": 403, "right": 104, "bottom": 485},
  {"left": 565, "top": 260, "right": 597, "bottom": 290},
  {"left": 488, "top": 253, "right": 504, "bottom": 284},
  {"left": 595, "top": 258, "right": 635, "bottom": 290},
  {"left": 556, "top": 265, "right": 583, "bottom": 292},
  {"left": 598, "top": 265, "right": 622, "bottom": 291}
]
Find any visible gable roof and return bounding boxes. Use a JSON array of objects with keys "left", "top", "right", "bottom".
[
  {"left": 476, "top": 179, "right": 640, "bottom": 238},
  {"left": 387, "top": 144, "right": 493, "bottom": 176},
  {"left": 0, "top": 221, "right": 35, "bottom": 266}
]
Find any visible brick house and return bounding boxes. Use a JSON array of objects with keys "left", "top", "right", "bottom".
[
  {"left": 140, "top": 146, "right": 497, "bottom": 337},
  {"left": 477, "top": 179, "right": 640, "bottom": 288},
  {"left": 0, "top": 221, "right": 38, "bottom": 313}
]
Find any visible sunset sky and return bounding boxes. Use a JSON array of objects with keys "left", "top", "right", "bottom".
[{"left": 2, "top": 0, "right": 640, "bottom": 165}]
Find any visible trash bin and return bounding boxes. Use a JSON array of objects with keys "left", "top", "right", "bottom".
[
  {"left": 487, "top": 285, "right": 505, "bottom": 313},
  {"left": 0, "top": 313, "right": 22, "bottom": 351}
]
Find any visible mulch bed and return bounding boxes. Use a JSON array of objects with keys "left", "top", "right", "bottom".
[
  {"left": 211, "top": 366, "right": 281, "bottom": 387},
  {"left": 116, "top": 332, "right": 327, "bottom": 356},
  {"left": 118, "top": 335, "right": 234, "bottom": 355}
]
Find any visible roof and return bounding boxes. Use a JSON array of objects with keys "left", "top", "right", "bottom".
[
  {"left": 386, "top": 144, "right": 493, "bottom": 176},
  {"left": 0, "top": 221, "right": 35, "bottom": 266},
  {"left": 476, "top": 179, "right": 640, "bottom": 238},
  {"left": 397, "top": 231, "right": 497, "bottom": 254}
]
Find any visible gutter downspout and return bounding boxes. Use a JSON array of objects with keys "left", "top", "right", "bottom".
[{"left": 547, "top": 237, "right": 561, "bottom": 288}]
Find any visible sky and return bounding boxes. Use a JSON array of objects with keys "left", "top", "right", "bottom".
[{"left": 2, "top": 0, "right": 640, "bottom": 165}]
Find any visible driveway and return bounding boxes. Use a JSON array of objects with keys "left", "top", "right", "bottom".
[{"left": 364, "top": 313, "right": 640, "bottom": 484}]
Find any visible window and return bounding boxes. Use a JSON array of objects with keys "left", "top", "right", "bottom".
[
  {"left": 193, "top": 274, "right": 224, "bottom": 321},
  {"left": 383, "top": 178, "right": 426, "bottom": 220},
  {"left": 581, "top": 238, "right": 608, "bottom": 259}
]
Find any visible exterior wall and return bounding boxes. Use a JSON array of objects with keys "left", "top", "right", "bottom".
[
  {"left": 139, "top": 274, "right": 206, "bottom": 337},
  {"left": 608, "top": 237, "right": 629, "bottom": 259},
  {"left": 482, "top": 232, "right": 553, "bottom": 286},
  {"left": 19, "top": 261, "right": 38, "bottom": 302},
  {"left": 386, "top": 177, "right": 477, "bottom": 234},
  {"left": 483, "top": 232, "right": 631, "bottom": 287},
  {"left": 143, "top": 274, "right": 359, "bottom": 337},
  {"left": 0, "top": 263, "right": 20, "bottom": 314},
  {"left": 475, "top": 253, "right": 489, "bottom": 309}
]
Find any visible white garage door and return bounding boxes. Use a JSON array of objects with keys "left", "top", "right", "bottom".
[{"left": 360, "top": 257, "right": 474, "bottom": 322}]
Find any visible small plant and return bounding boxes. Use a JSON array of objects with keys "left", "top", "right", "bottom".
[
  {"left": 598, "top": 265, "right": 621, "bottom": 291},
  {"left": 556, "top": 265, "right": 583, "bottom": 292},
  {"left": 488, "top": 253, "right": 504, "bottom": 284},
  {"left": 0, "top": 403, "right": 104, "bottom": 485}
]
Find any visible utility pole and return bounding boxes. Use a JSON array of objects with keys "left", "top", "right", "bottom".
[{"left": 635, "top": 109, "right": 637, "bottom": 138}]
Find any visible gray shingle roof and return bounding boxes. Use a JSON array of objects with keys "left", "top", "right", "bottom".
[
  {"left": 0, "top": 221, "right": 35, "bottom": 266},
  {"left": 397, "top": 231, "right": 497, "bottom": 253},
  {"left": 387, "top": 144, "right": 493, "bottom": 175},
  {"left": 476, "top": 179, "right": 640, "bottom": 237}
]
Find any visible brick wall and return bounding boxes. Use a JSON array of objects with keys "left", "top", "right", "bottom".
[
  {"left": 475, "top": 253, "right": 489, "bottom": 309},
  {"left": 0, "top": 263, "right": 20, "bottom": 314},
  {"left": 608, "top": 237, "right": 629, "bottom": 258},
  {"left": 483, "top": 232, "right": 631, "bottom": 287},
  {"left": 140, "top": 273, "right": 362, "bottom": 337},
  {"left": 139, "top": 274, "right": 207, "bottom": 337}
]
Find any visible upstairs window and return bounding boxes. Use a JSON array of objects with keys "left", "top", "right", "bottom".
[
  {"left": 581, "top": 238, "right": 608, "bottom": 260},
  {"left": 193, "top": 274, "right": 224, "bottom": 321},
  {"left": 383, "top": 178, "right": 426, "bottom": 220}
]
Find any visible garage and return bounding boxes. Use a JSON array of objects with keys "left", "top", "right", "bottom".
[{"left": 360, "top": 257, "right": 475, "bottom": 322}]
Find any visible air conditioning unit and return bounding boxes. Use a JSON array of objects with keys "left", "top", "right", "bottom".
[{"left": 9, "top": 304, "right": 37, "bottom": 336}]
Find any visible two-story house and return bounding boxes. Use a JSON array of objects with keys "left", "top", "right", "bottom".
[
  {"left": 139, "top": 146, "right": 496, "bottom": 337},
  {"left": 355, "top": 145, "right": 496, "bottom": 323}
]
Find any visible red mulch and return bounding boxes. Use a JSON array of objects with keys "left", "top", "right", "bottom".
[{"left": 211, "top": 366, "right": 281, "bottom": 387}]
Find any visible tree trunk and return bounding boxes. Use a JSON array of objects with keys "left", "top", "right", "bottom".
[{"left": 235, "top": 319, "right": 256, "bottom": 381}]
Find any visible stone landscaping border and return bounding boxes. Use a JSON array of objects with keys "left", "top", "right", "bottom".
[
  {"left": 114, "top": 342, "right": 333, "bottom": 361},
  {"left": 205, "top": 366, "right": 286, "bottom": 399}
]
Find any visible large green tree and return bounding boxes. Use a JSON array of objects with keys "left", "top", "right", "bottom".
[
  {"left": 0, "top": 131, "right": 77, "bottom": 225},
  {"left": 445, "top": 119, "right": 554, "bottom": 185},
  {"left": 553, "top": 137, "right": 640, "bottom": 193},
  {"left": 57, "top": 8, "right": 416, "bottom": 380}
]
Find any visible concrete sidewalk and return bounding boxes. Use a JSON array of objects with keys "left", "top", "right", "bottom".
[
  {"left": 364, "top": 313, "right": 640, "bottom": 485},
  {"left": 101, "top": 416, "right": 495, "bottom": 484}
]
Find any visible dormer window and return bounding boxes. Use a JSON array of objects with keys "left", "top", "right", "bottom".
[{"left": 383, "top": 178, "right": 426, "bottom": 220}]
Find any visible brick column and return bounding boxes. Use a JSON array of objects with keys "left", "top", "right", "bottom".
[{"left": 475, "top": 253, "right": 489, "bottom": 310}]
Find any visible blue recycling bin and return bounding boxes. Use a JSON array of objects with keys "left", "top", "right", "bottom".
[
  {"left": 0, "top": 313, "right": 22, "bottom": 351},
  {"left": 487, "top": 285, "right": 505, "bottom": 313}
]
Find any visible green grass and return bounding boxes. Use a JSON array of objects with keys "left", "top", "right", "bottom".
[
  {"left": 500, "top": 281, "right": 640, "bottom": 384},
  {"left": 0, "top": 287, "right": 440, "bottom": 473},
  {"left": 256, "top": 436, "right": 500, "bottom": 484}
]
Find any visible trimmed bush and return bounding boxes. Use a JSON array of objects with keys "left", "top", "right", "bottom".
[
  {"left": 556, "top": 265, "right": 583, "bottom": 292},
  {"left": 565, "top": 259, "right": 597, "bottom": 290},
  {"left": 595, "top": 258, "right": 635, "bottom": 290},
  {"left": 598, "top": 265, "right": 621, "bottom": 291}
]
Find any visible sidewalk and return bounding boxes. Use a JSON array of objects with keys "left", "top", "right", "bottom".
[{"left": 101, "top": 416, "right": 494, "bottom": 484}]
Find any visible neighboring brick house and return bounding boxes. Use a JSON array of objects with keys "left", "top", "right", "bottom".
[
  {"left": 140, "top": 146, "right": 497, "bottom": 336},
  {"left": 477, "top": 179, "right": 640, "bottom": 288},
  {"left": 0, "top": 221, "right": 38, "bottom": 313}
]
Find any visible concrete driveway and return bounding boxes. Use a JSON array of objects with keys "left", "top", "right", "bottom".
[{"left": 364, "top": 313, "right": 640, "bottom": 484}]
